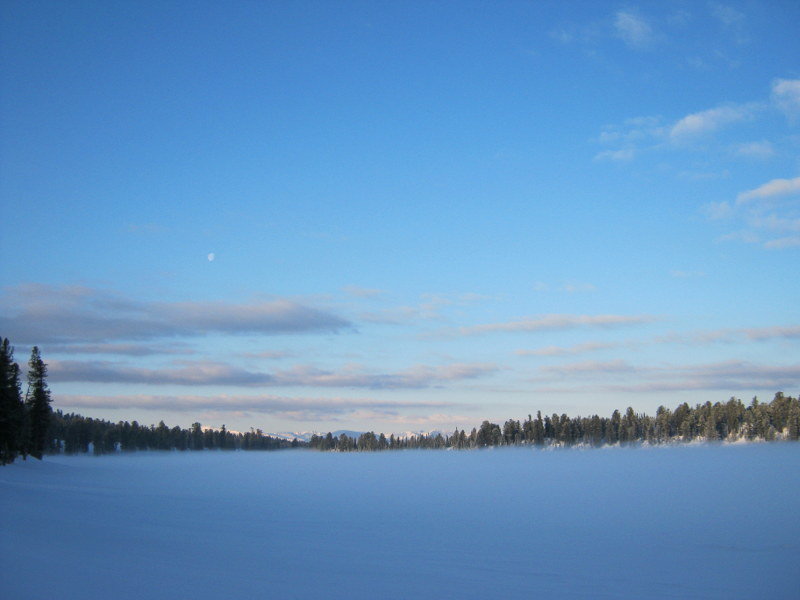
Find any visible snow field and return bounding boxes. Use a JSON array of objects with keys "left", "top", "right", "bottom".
[{"left": 1, "top": 443, "right": 798, "bottom": 599}]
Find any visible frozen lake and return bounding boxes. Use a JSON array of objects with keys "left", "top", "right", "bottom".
[{"left": 2, "top": 443, "right": 799, "bottom": 599}]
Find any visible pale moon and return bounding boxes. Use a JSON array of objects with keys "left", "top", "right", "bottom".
[{"left": 207, "top": 253, "right": 215, "bottom": 262}]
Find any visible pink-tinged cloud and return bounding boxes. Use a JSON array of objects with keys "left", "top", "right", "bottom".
[
  {"left": 54, "top": 393, "right": 462, "bottom": 423},
  {"left": 47, "top": 359, "right": 499, "bottom": 390},
  {"left": 0, "top": 283, "right": 351, "bottom": 344}
]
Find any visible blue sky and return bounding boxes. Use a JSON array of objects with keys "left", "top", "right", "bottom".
[{"left": 1, "top": 0, "right": 799, "bottom": 434}]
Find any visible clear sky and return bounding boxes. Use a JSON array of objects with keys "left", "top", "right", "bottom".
[{"left": 1, "top": 0, "right": 798, "bottom": 435}]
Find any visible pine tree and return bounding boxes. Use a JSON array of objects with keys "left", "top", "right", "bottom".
[
  {"left": 25, "top": 346, "right": 52, "bottom": 459},
  {"left": 0, "top": 338, "right": 26, "bottom": 464},
  {"left": 787, "top": 401, "right": 799, "bottom": 441}
]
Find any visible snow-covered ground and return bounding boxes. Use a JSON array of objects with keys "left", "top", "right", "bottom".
[{"left": 2, "top": 444, "right": 798, "bottom": 599}]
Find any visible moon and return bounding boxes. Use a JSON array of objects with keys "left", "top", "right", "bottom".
[{"left": 207, "top": 253, "right": 215, "bottom": 262}]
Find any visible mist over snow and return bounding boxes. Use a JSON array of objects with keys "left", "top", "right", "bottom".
[{"left": 2, "top": 445, "right": 798, "bottom": 599}]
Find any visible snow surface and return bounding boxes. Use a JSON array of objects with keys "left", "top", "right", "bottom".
[{"left": 2, "top": 444, "right": 799, "bottom": 599}]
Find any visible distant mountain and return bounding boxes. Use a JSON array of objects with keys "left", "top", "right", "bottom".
[
  {"left": 267, "top": 431, "right": 317, "bottom": 442},
  {"left": 394, "top": 430, "right": 444, "bottom": 440},
  {"left": 268, "top": 429, "right": 447, "bottom": 442},
  {"left": 268, "top": 430, "right": 364, "bottom": 442}
]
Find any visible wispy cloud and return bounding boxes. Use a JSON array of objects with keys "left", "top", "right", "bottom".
[
  {"left": 717, "top": 229, "right": 760, "bottom": 244},
  {"left": 517, "top": 342, "right": 617, "bottom": 357},
  {"left": 772, "top": 78, "right": 800, "bottom": 121},
  {"left": 703, "top": 201, "right": 735, "bottom": 220},
  {"left": 594, "top": 116, "right": 665, "bottom": 161},
  {"left": 46, "top": 343, "right": 195, "bottom": 356},
  {"left": 522, "top": 323, "right": 800, "bottom": 358},
  {"left": 539, "top": 359, "right": 635, "bottom": 376},
  {"left": 709, "top": 2, "right": 747, "bottom": 43},
  {"left": 0, "top": 283, "right": 351, "bottom": 344},
  {"left": 48, "top": 359, "right": 499, "bottom": 390},
  {"left": 706, "top": 175, "right": 800, "bottom": 250},
  {"left": 593, "top": 148, "right": 636, "bottom": 162},
  {"left": 669, "top": 269, "right": 706, "bottom": 279},
  {"left": 49, "top": 360, "right": 275, "bottom": 386},
  {"left": 736, "top": 176, "right": 800, "bottom": 204},
  {"left": 360, "top": 305, "right": 442, "bottom": 325},
  {"left": 438, "top": 314, "right": 655, "bottom": 338},
  {"left": 741, "top": 325, "right": 800, "bottom": 340},
  {"left": 614, "top": 10, "right": 655, "bottom": 49},
  {"left": 126, "top": 222, "right": 167, "bottom": 234},
  {"left": 533, "top": 360, "right": 800, "bottom": 394},
  {"left": 54, "top": 393, "right": 461, "bottom": 423},
  {"left": 654, "top": 324, "right": 800, "bottom": 345},
  {"left": 531, "top": 281, "right": 597, "bottom": 293},
  {"left": 710, "top": 3, "right": 745, "bottom": 28},
  {"left": 342, "top": 285, "right": 386, "bottom": 299},
  {"left": 764, "top": 236, "right": 800, "bottom": 250},
  {"left": 669, "top": 104, "right": 755, "bottom": 141},
  {"left": 268, "top": 363, "right": 498, "bottom": 389},
  {"left": 238, "top": 350, "right": 294, "bottom": 360},
  {"left": 733, "top": 141, "right": 775, "bottom": 159},
  {"left": 359, "top": 292, "right": 494, "bottom": 325},
  {"left": 595, "top": 78, "right": 794, "bottom": 167}
]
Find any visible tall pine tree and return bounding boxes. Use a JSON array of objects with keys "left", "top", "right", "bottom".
[
  {"left": 25, "top": 346, "right": 52, "bottom": 459},
  {"left": 0, "top": 338, "right": 26, "bottom": 464}
]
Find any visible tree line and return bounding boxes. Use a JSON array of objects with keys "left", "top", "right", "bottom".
[
  {"left": 48, "top": 412, "right": 300, "bottom": 454},
  {"left": 310, "top": 392, "right": 800, "bottom": 451},
  {"left": 0, "top": 337, "right": 299, "bottom": 464},
  {"left": 0, "top": 338, "right": 53, "bottom": 464},
  {"left": 2, "top": 336, "right": 798, "bottom": 463}
]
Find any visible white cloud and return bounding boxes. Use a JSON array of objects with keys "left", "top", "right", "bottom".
[
  {"left": 737, "top": 176, "right": 800, "bottom": 204},
  {"left": 709, "top": 176, "right": 800, "bottom": 250},
  {"left": 614, "top": 10, "right": 654, "bottom": 48},
  {"left": 772, "top": 78, "right": 800, "bottom": 120},
  {"left": 670, "top": 104, "right": 753, "bottom": 140}
]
